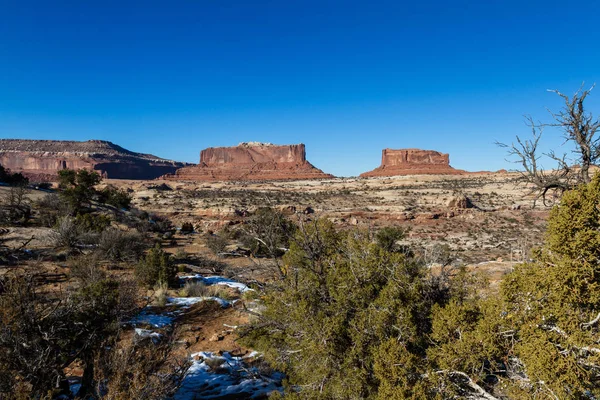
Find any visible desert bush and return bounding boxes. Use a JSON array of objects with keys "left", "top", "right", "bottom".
[
  {"left": 0, "top": 185, "right": 31, "bottom": 225},
  {"left": 179, "top": 281, "right": 209, "bottom": 297},
  {"left": 48, "top": 216, "right": 81, "bottom": 249},
  {"left": 205, "top": 232, "right": 228, "bottom": 255},
  {"left": 97, "top": 228, "right": 146, "bottom": 261},
  {"left": 0, "top": 164, "right": 28, "bottom": 186},
  {"left": 174, "top": 248, "right": 188, "bottom": 261},
  {"left": 241, "top": 220, "right": 440, "bottom": 398},
  {"left": 68, "top": 253, "right": 106, "bottom": 284},
  {"left": 0, "top": 273, "right": 140, "bottom": 398},
  {"left": 180, "top": 222, "right": 194, "bottom": 233},
  {"left": 374, "top": 226, "right": 407, "bottom": 252},
  {"left": 75, "top": 212, "right": 111, "bottom": 232},
  {"left": 147, "top": 213, "right": 173, "bottom": 234},
  {"left": 135, "top": 244, "right": 176, "bottom": 287},
  {"left": 98, "top": 184, "right": 132, "bottom": 209},
  {"left": 47, "top": 216, "right": 100, "bottom": 250},
  {"left": 36, "top": 193, "right": 73, "bottom": 227},
  {"left": 152, "top": 282, "right": 169, "bottom": 307},
  {"left": 57, "top": 169, "right": 102, "bottom": 211},
  {"left": 95, "top": 335, "right": 189, "bottom": 400},
  {"left": 240, "top": 207, "right": 296, "bottom": 258}
]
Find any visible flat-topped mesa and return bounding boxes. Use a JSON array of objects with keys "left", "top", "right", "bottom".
[
  {"left": 0, "top": 139, "right": 189, "bottom": 181},
  {"left": 360, "top": 148, "right": 464, "bottom": 177},
  {"left": 163, "top": 143, "right": 333, "bottom": 181}
]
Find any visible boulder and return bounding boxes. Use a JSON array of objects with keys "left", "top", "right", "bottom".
[{"left": 447, "top": 195, "right": 473, "bottom": 209}]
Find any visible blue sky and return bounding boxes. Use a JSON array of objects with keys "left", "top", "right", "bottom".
[{"left": 1, "top": 0, "right": 599, "bottom": 176}]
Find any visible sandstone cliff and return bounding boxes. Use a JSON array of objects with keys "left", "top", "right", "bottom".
[
  {"left": 360, "top": 148, "right": 464, "bottom": 177},
  {"left": 163, "top": 142, "right": 333, "bottom": 181},
  {"left": 0, "top": 139, "right": 189, "bottom": 180}
]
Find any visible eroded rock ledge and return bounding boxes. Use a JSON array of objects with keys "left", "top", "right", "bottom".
[
  {"left": 163, "top": 143, "right": 333, "bottom": 181},
  {"left": 0, "top": 139, "right": 189, "bottom": 180},
  {"left": 360, "top": 148, "right": 464, "bottom": 177}
]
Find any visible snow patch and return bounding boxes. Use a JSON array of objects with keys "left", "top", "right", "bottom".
[
  {"left": 130, "top": 311, "right": 174, "bottom": 328},
  {"left": 174, "top": 351, "right": 283, "bottom": 400},
  {"left": 180, "top": 274, "right": 253, "bottom": 293},
  {"left": 168, "top": 296, "right": 231, "bottom": 308}
]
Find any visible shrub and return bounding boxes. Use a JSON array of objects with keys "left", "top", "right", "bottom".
[
  {"left": 97, "top": 228, "right": 146, "bottom": 262},
  {"left": 174, "top": 248, "right": 188, "bottom": 261},
  {"left": 374, "top": 226, "right": 407, "bottom": 252},
  {"left": 48, "top": 216, "right": 81, "bottom": 249},
  {"left": 135, "top": 244, "right": 176, "bottom": 287},
  {"left": 98, "top": 185, "right": 132, "bottom": 209},
  {"left": 68, "top": 253, "right": 106, "bottom": 284},
  {"left": 57, "top": 169, "right": 102, "bottom": 211},
  {"left": 240, "top": 207, "right": 296, "bottom": 257},
  {"left": 205, "top": 232, "right": 228, "bottom": 255},
  {"left": 152, "top": 282, "right": 169, "bottom": 307},
  {"left": 75, "top": 212, "right": 111, "bottom": 233},
  {"left": 180, "top": 222, "right": 194, "bottom": 233},
  {"left": 179, "top": 281, "right": 209, "bottom": 297},
  {"left": 148, "top": 214, "right": 173, "bottom": 233},
  {"left": 0, "top": 164, "right": 28, "bottom": 186},
  {"left": 36, "top": 193, "right": 73, "bottom": 227},
  {"left": 241, "top": 222, "right": 437, "bottom": 398}
]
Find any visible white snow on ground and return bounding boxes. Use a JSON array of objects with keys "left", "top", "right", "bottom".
[
  {"left": 135, "top": 328, "right": 163, "bottom": 341},
  {"left": 174, "top": 351, "right": 283, "bottom": 400},
  {"left": 130, "top": 311, "right": 174, "bottom": 328},
  {"left": 180, "top": 274, "right": 253, "bottom": 293},
  {"left": 167, "top": 296, "right": 231, "bottom": 308}
]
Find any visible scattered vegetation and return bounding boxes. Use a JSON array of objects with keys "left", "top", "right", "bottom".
[{"left": 135, "top": 244, "right": 176, "bottom": 287}]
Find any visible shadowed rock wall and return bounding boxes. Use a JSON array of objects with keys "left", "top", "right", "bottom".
[{"left": 0, "top": 139, "right": 188, "bottom": 180}]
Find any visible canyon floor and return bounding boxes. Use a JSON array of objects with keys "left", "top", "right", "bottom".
[
  {"left": 0, "top": 171, "right": 550, "bottom": 398},
  {"left": 111, "top": 171, "right": 548, "bottom": 266}
]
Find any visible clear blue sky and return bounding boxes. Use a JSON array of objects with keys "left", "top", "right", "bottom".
[{"left": 1, "top": 0, "right": 599, "bottom": 176}]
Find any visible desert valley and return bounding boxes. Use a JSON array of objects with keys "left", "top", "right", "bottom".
[{"left": 0, "top": 138, "right": 552, "bottom": 399}]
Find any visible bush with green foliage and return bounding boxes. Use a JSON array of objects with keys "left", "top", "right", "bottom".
[
  {"left": 374, "top": 226, "right": 407, "bottom": 253},
  {"left": 98, "top": 184, "right": 132, "bottom": 209},
  {"left": 75, "top": 212, "right": 111, "bottom": 232},
  {"left": 135, "top": 244, "right": 176, "bottom": 287},
  {"left": 241, "top": 220, "right": 449, "bottom": 399},
  {"left": 426, "top": 173, "right": 600, "bottom": 398},
  {"left": 240, "top": 207, "right": 296, "bottom": 258},
  {"left": 57, "top": 168, "right": 102, "bottom": 211},
  {"left": 0, "top": 164, "right": 28, "bottom": 186},
  {"left": 0, "top": 273, "right": 139, "bottom": 398}
]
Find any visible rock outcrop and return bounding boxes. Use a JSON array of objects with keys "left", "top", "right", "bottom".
[
  {"left": 360, "top": 148, "right": 464, "bottom": 177},
  {"left": 163, "top": 142, "right": 333, "bottom": 181},
  {"left": 0, "top": 139, "right": 188, "bottom": 181}
]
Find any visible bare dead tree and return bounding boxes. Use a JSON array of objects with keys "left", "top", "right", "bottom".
[{"left": 498, "top": 84, "right": 600, "bottom": 206}]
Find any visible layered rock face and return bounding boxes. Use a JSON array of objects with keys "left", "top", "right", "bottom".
[
  {"left": 360, "top": 148, "right": 463, "bottom": 177},
  {"left": 0, "top": 139, "right": 188, "bottom": 181},
  {"left": 164, "top": 142, "right": 333, "bottom": 181}
]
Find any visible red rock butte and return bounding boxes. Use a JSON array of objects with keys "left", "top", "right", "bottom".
[
  {"left": 163, "top": 142, "right": 333, "bottom": 181},
  {"left": 0, "top": 139, "right": 189, "bottom": 181},
  {"left": 360, "top": 148, "right": 464, "bottom": 177}
]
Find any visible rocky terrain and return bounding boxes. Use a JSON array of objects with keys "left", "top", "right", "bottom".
[
  {"left": 0, "top": 139, "right": 189, "bottom": 181},
  {"left": 360, "top": 148, "right": 464, "bottom": 177},
  {"left": 105, "top": 172, "right": 548, "bottom": 266},
  {"left": 162, "top": 142, "right": 333, "bottom": 181}
]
